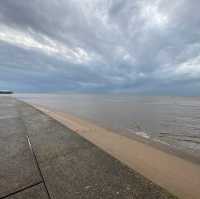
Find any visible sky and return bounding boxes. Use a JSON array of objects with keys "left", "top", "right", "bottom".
[{"left": 0, "top": 0, "right": 200, "bottom": 95}]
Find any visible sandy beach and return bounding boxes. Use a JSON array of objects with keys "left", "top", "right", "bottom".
[{"left": 33, "top": 104, "right": 200, "bottom": 199}]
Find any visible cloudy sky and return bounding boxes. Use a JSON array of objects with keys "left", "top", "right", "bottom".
[{"left": 0, "top": 0, "right": 200, "bottom": 94}]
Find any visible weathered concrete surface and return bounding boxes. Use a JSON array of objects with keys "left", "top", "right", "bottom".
[
  {"left": 0, "top": 96, "right": 177, "bottom": 198},
  {"left": 0, "top": 97, "right": 41, "bottom": 198}
]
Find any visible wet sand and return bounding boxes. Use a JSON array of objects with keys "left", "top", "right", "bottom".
[{"left": 33, "top": 104, "right": 200, "bottom": 199}]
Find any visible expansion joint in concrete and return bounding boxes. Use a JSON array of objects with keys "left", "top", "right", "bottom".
[
  {"left": 0, "top": 182, "right": 43, "bottom": 199},
  {"left": 26, "top": 136, "right": 52, "bottom": 199}
]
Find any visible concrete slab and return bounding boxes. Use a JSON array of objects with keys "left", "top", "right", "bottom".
[
  {"left": 19, "top": 103, "right": 93, "bottom": 165},
  {"left": 0, "top": 117, "right": 25, "bottom": 138},
  {"left": 42, "top": 145, "right": 176, "bottom": 199},
  {"left": 0, "top": 107, "right": 18, "bottom": 119},
  {"left": 0, "top": 99, "right": 41, "bottom": 198},
  {"left": 0, "top": 97, "right": 18, "bottom": 118},
  {"left": 7, "top": 184, "right": 49, "bottom": 199},
  {"left": 18, "top": 101, "right": 177, "bottom": 199}
]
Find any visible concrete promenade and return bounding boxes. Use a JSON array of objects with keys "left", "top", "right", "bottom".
[{"left": 0, "top": 96, "right": 177, "bottom": 199}]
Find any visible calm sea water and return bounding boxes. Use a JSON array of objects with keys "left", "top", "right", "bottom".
[{"left": 17, "top": 94, "right": 200, "bottom": 159}]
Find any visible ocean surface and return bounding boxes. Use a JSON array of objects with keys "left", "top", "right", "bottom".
[{"left": 17, "top": 94, "right": 200, "bottom": 159}]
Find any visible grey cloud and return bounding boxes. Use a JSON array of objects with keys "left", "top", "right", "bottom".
[{"left": 0, "top": 0, "right": 200, "bottom": 94}]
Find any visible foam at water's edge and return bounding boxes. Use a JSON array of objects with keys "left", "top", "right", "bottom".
[{"left": 126, "top": 129, "right": 150, "bottom": 139}]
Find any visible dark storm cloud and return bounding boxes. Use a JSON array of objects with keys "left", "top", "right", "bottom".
[{"left": 0, "top": 0, "right": 200, "bottom": 94}]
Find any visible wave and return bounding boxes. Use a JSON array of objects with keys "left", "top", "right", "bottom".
[{"left": 126, "top": 128, "right": 150, "bottom": 139}]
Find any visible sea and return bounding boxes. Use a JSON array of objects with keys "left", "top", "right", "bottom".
[{"left": 17, "top": 93, "right": 200, "bottom": 160}]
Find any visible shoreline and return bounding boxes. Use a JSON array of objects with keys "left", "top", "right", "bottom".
[
  {"left": 117, "top": 128, "right": 200, "bottom": 165},
  {"left": 31, "top": 103, "right": 200, "bottom": 165},
  {"left": 31, "top": 103, "right": 200, "bottom": 199}
]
